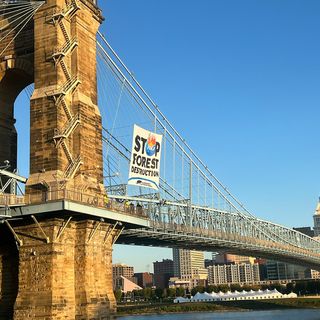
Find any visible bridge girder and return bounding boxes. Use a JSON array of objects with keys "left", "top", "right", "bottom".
[{"left": 118, "top": 227, "right": 320, "bottom": 271}]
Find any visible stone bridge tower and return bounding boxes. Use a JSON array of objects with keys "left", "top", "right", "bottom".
[
  {"left": 0, "top": 0, "right": 104, "bottom": 199},
  {"left": 26, "top": 0, "right": 105, "bottom": 198},
  {"left": 0, "top": 0, "right": 122, "bottom": 319}
]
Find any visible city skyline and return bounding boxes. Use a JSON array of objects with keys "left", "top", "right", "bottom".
[{"left": 112, "top": 248, "right": 319, "bottom": 288}]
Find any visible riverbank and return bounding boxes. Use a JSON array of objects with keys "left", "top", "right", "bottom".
[{"left": 117, "top": 298, "right": 320, "bottom": 316}]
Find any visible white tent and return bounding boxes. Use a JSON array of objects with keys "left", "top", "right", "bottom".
[
  {"left": 174, "top": 296, "right": 190, "bottom": 303},
  {"left": 191, "top": 292, "right": 214, "bottom": 302},
  {"left": 284, "top": 292, "right": 298, "bottom": 298},
  {"left": 210, "top": 291, "right": 219, "bottom": 298},
  {"left": 174, "top": 288, "right": 296, "bottom": 303}
]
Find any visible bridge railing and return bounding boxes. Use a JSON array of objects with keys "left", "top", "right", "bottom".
[
  {"left": 104, "top": 193, "right": 320, "bottom": 254},
  {"left": 138, "top": 199, "right": 320, "bottom": 254},
  {"left": 0, "top": 193, "right": 26, "bottom": 207},
  {"left": 24, "top": 188, "right": 148, "bottom": 219}
]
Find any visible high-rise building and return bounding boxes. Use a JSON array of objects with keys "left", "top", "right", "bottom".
[
  {"left": 309, "top": 199, "right": 320, "bottom": 278},
  {"left": 313, "top": 198, "right": 320, "bottom": 237},
  {"left": 255, "top": 258, "right": 268, "bottom": 281},
  {"left": 153, "top": 259, "right": 174, "bottom": 289},
  {"left": 266, "top": 202, "right": 320, "bottom": 282},
  {"left": 113, "top": 263, "right": 135, "bottom": 290},
  {"left": 208, "top": 265, "right": 227, "bottom": 284},
  {"left": 134, "top": 272, "right": 154, "bottom": 288},
  {"left": 267, "top": 201, "right": 320, "bottom": 282},
  {"left": 239, "top": 263, "right": 260, "bottom": 283},
  {"left": 173, "top": 249, "right": 207, "bottom": 287},
  {"left": 311, "top": 269, "right": 320, "bottom": 279},
  {"left": 266, "top": 261, "right": 311, "bottom": 280},
  {"left": 207, "top": 263, "right": 260, "bottom": 285}
]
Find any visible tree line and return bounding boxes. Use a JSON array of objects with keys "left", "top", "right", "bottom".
[{"left": 114, "top": 280, "right": 320, "bottom": 302}]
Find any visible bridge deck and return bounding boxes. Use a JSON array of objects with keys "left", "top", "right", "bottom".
[
  {"left": 119, "top": 224, "right": 320, "bottom": 271},
  {"left": 4, "top": 200, "right": 150, "bottom": 228}
]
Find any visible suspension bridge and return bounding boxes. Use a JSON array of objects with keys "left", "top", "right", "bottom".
[{"left": 0, "top": 0, "right": 319, "bottom": 319}]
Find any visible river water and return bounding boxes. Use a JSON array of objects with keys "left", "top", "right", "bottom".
[{"left": 117, "top": 309, "right": 320, "bottom": 320}]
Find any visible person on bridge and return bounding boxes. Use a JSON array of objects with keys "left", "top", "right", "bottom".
[
  {"left": 104, "top": 194, "right": 110, "bottom": 208},
  {"left": 136, "top": 203, "right": 143, "bottom": 215},
  {"left": 130, "top": 202, "right": 135, "bottom": 214},
  {"left": 125, "top": 200, "right": 130, "bottom": 212}
]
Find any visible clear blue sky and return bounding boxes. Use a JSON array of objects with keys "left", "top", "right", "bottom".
[{"left": 15, "top": 0, "right": 320, "bottom": 272}]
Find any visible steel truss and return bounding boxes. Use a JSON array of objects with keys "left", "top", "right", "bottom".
[
  {"left": 117, "top": 199, "right": 320, "bottom": 269},
  {"left": 109, "top": 195, "right": 320, "bottom": 254}
]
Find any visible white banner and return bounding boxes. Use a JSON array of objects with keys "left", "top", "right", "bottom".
[{"left": 128, "top": 124, "right": 162, "bottom": 190}]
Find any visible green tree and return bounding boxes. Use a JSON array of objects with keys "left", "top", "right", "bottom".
[
  {"left": 143, "top": 287, "right": 153, "bottom": 300},
  {"left": 261, "top": 284, "right": 270, "bottom": 290},
  {"left": 132, "top": 289, "right": 144, "bottom": 300},
  {"left": 295, "top": 281, "right": 308, "bottom": 295},
  {"left": 167, "top": 287, "right": 176, "bottom": 298},
  {"left": 191, "top": 287, "right": 197, "bottom": 296},
  {"left": 206, "top": 285, "right": 215, "bottom": 293},
  {"left": 211, "top": 285, "right": 219, "bottom": 293},
  {"left": 230, "top": 284, "right": 242, "bottom": 291},
  {"left": 114, "top": 289, "right": 122, "bottom": 302},
  {"left": 286, "top": 282, "right": 295, "bottom": 294},
  {"left": 269, "top": 283, "right": 284, "bottom": 293},
  {"left": 217, "top": 284, "right": 229, "bottom": 293},
  {"left": 155, "top": 287, "right": 167, "bottom": 300},
  {"left": 251, "top": 285, "right": 262, "bottom": 291},
  {"left": 242, "top": 285, "right": 253, "bottom": 292},
  {"left": 176, "top": 287, "right": 185, "bottom": 297},
  {"left": 306, "top": 280, "right": 320, "bottom": 295},
  {"left": 191, "top": 286, "right": 205, "bottom": 296},
  {"left": 314, "top": 280, "right": 320, "bottom": 294}
]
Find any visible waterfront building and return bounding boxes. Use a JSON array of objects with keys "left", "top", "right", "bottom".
[
  {"left": 168, "top": 277, "right": 190, "bottom": 289},
  {"left": 208, "top": 264, "right": 227, "bottom": 284},
  {"left": 113, "top": 263, "right": 135, "bottom": 290},
  {"left": 242, "top": 263, "right": 260, "bottom": 282},
  {"left": 190, "top": 268, "right": 208, "bottom": 288},
  {"left": 294, "top": 199, "right": 320, "bottom": 279},
  {"left": 207, "top": 263, "right": 260, "bottom": 285},
  {"left": 314, "top": 198, "right": 320, "bottom": 236},
  {"left": 311, "top": 269, "right": 320, "bottom": 279},
  {"left": 261, "top": 212, "right": 320, "bottom": 282},
  {"left": 173, "top": 249, "right": 207, "bottom": 288},
  {"left": 266, "top": 260, "right": 310, "bottom": 280},
  {"left": 134, "top": 272, "right": 154, "bottom": 288},
  {"left": 255, "top": 258, "right": 268, "bottom": 281},
  {"left": 153, "top": 259, "right": 174, "bottom": 289}
]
